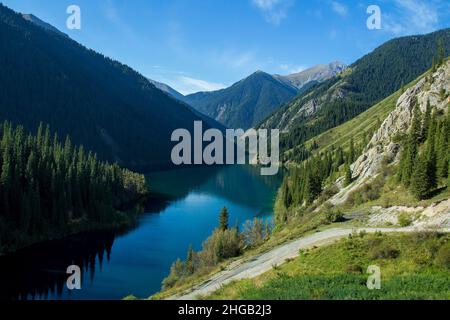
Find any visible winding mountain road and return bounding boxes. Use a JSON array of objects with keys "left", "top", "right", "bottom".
[{"left": 170, "top": 226, "right": 450, "bottom": 300}]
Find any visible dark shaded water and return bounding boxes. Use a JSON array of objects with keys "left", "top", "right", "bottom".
[{"left": 0, "top": 165, "right": 282, "bottom": 300}]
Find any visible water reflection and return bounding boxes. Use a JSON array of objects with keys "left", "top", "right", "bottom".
[
  {"left": 0, "top": 165, "right": 283, "bottom": 300},
  {"left": 0, "top": 231, "right": 116, "bottom": 300}
]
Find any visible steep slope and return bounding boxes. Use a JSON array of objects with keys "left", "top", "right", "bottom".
[
  {"left": 148, "top": 79, "right": 185, "bottom": 101},
  {"left": 0, "top": 4, "right": 219, "bottom": 170},
  {"left": 184, "top": 63, "right": 344, "bottom": 129},
  {"left": 21, "top": 13, "right": 68, "bottom": 37},
  {"left": 260, "top": 29, "right": 450, "bottom": 155},
  {"left": 331, "top": 59, "right": 450, "bottom": 206},
  {"left": 184, "top": 71, "right": 298, "bottom": 129}
]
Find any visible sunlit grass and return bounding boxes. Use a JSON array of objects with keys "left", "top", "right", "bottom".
[{"left": 208, "top": 232, "right": 450, "bottom": 300}]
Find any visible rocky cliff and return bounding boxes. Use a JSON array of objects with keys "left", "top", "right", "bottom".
[{"left": 331, "top": 60, "right": 450, "bottom": 205}]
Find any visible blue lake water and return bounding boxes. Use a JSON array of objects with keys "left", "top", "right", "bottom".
[{"left": 0, "top": 165, "right": 282, "bottom": 300}]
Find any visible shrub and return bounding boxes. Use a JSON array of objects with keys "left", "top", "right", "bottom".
[
  {"left": 346, "top": 264, "right": 363, "bottom": 274},
  {"left": 369, "top": 244, "right": 400, "bottom": 259},
  {"left": 242, "top": 218, "right": 271, "bottom": 248},
  {"left": 434, "top": 244, "right": 450, "bottom": 269},
  {"left": 345, "top": 175, "right": 385, "bottom": 206},
  {"left": 200, "top": 228, "right": 243, "bottom": 265},
  {"left": 398, "top": 212, "right": 413, "bottom": 227},
  {"left": 325, "top": 210, "right": 346, "bottom": 223},
  {"left": 162, "top": 259, "right": 185, "bottom": 289}
]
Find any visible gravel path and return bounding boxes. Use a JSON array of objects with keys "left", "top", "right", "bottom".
[{"left": 170, "top": 226, "right": 449, "bottom": 300}]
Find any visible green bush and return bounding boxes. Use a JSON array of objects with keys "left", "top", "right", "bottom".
[
  {"left": 434, "top": 244, "right": 450, "bottom": 269},
  {"left": 398, "top": 212, "right": 413, "bottom": 227},
  {"left": 325, "top": 210, "right": 346, "bottom": 224},
  {"left": 345, "top": 175, "right": 385, "bottom": 206},
  {"left": 369, "top": 244, "right": 400, "bottom": 259}
]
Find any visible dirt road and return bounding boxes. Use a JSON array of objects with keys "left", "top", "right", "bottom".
[{"left": 170, "top": 227, "right": 449, "bottom": 300}]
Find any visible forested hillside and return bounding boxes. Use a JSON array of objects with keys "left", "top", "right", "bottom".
[
  {"left": 260, "top": 29, "right": 450, "bottom": 158},
  {"left": 184, "top": 63, "right": 344, "bottom": 130},
  {"left": 0, "top": 4, "right": 218, "bottom": 170},
  {"left": 276, "top": 57, "right": 450, "bottom": 224},
  {"left": 0, "top": 122, "right": 148, "bottom": 254},
  {"left": 184, "top": 71, "right": 298, "bottom": 129}
]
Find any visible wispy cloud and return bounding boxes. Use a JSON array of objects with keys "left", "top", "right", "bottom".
[
  {"left": 210, "top": 49, "right": 259, "bottom": 70},
  {"left": 331, "top": 1, "right": 348, "bottom": 17},
  {"left": 277, "top": 64, "right": 307, "bottom": 74},
  {"left": 384, "top": 0, "right": 442, "bottom": 35},
  {"left": 169, "top": 76, "right": 227, "bottom": 95},
  {"left": 101, "top": 0, "right": 136, "bottom": 39},
  {"left": 251, "top": 0, "right": 295, "bottom": 25}
]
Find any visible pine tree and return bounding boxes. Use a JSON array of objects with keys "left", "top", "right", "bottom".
[
  {"left": 448, "top": 160, "right": 450, "bottom": 188},
  {"left": 425, "top": 124, "right": 438, "bottom": 190},
  {"left": 344, "top": 164, "right": 352, "bottom": 187},
  {"left": 304, "top": 170, "right": 321, "bottom": 205},
  {"left": 436, "top": 113, "right": 449, "bottom": 179},
  {"left": 438, "top": 38, "right": 445, "bottom": 66},
  {"left": 186, "top": 245, "right": 195, "bottom": 275},
  {"left": 399, "top": 104, "right": 422, "bottom": 185},
  {"left": 420, "top": 100, "right": 431, "bottom": 143},
  {"left": 219, "top": 207, "right": 229, "bottom": 231},
  {"left": 348, "top": 138, "right": 355, "bottom": 164},
  {"left": 281, "top": 177, "right": 292, "bottom": 208},
  {"left": 410, "top": 153, "right": 431, "bottom": 200}
]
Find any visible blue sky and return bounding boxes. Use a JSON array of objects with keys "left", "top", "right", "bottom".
[{"left": 2, "top": 0, "right": 450, "bottom": 94}]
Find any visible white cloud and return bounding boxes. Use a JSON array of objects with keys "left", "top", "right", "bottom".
[
  {"left": 277, "top": 64, "right": 307, "bottom": 74},
  {"left": 252, "top": 0, "right": 295, "bottom": 25},
  {"left": 384, "top": 0, "right": 441, "bottom": 35},
  {"left": 170, "top": 76, "right": 227, "bottom": 95},
  {"left": 331, "top": 1, "right": 348, "bottom": 17},
  {"left": 212, "top": 50, "right": 257, "bottom": 69}
]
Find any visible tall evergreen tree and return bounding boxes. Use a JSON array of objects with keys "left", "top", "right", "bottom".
[
  {"left": 410, "top": 153, "right": 431, "bottom": 200},
  {"left": 219, "top": 207, "right": 229, "bottom": 231},
  {"left": 344, "top": 164, "right": 352, "bottom": 187},
  {"left": 399, "top": 104, "right": 422, "bottom": 185}
]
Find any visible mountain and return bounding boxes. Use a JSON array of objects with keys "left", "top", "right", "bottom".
[
  {"left": 260, "top": 29, "right": 450, "bottom": 155},
  {"left": 273, "top": 61, "right": 347, "bottom": 90},
  {"left": 184, "top": 71, "right": 298, "bottom": 129},
  {"left": 184, "top": 64, "right": 344, "bottom": 129},
  {"left": 21, "top": 13, "right": 67, "bottom": 37},
  {"left": 148, "top": 79, "right": 185, "bottom": 101},
  {"left": 0, "top": 4, "right": 221, "bottom": 170}
]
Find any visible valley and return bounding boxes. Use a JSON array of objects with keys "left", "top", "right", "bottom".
[{"left": 0, "top": 1, "right": 448, "bottom": 303}]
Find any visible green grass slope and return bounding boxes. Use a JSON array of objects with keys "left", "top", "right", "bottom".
[{"left": 208, "top": 232, "right": 450, "bottom": 300}]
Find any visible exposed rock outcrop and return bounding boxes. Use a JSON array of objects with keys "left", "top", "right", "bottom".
[
  {"left": 330, "top": 61, "right": 450, "bottom": 205},
  {"left": 367, "top": 199, "right": 450, "bottom": 229}
]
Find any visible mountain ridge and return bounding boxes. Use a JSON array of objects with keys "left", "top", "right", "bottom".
[
  {"left": 183, "top": 63, "right": 344, "bottom": 129},
  {"left": 259, "top": 28, "right": 450, "bottom": 155},
  {"left": 0, "top": 4, "right": 220, "bottom": 170}
]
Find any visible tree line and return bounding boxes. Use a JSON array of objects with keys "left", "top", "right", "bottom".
[
  {"left": 279, "top": 34, "right": 450, "bottom": 157},
  {"left": 277, "top": 134, "right": 370, "bottom": 224},
  {"left": 398, "top": 99, "right": 450, "bottom": 200},
  {"left": 0, "top": 121, "right": 148, "bottom": 253}
]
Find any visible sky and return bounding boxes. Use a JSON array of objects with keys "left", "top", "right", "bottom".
[{"left": 2, "top": 0, "right": 450, "bottom": 95}]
